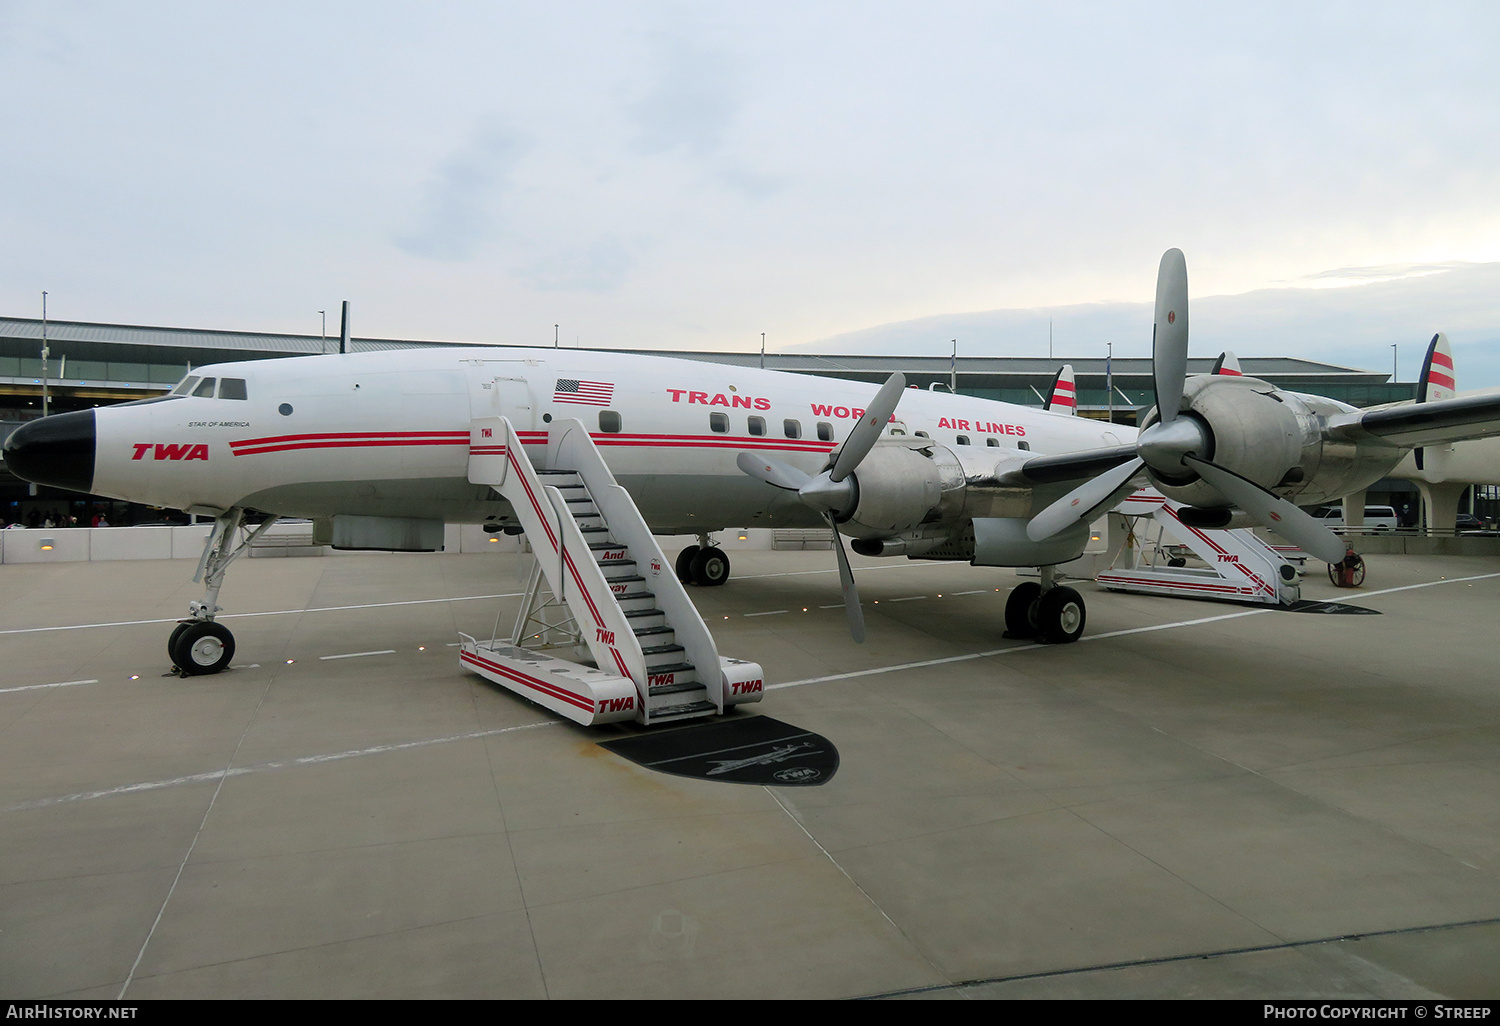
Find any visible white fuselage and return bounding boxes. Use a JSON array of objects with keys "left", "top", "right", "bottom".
[{"left": 92, "top": 348, "right": 1128, "bottom": 533}]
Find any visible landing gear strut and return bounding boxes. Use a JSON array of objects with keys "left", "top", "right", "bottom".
[
  {"left": 169, "top": 508, "right": 278, "bottom": 675},
  {"left": 675, "top": 535, "right": 731, "bottom": 587},
  {"left": 1004, "top": 566, "right": 1086, "bottom": 644}
]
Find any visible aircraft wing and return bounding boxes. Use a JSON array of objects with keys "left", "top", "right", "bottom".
[
  {"left": 1323, "top": 392, "right": 1500, "bottom": 448},
  {"left": 1014, "top": 443, "right": 1140, "bottom": 485}
]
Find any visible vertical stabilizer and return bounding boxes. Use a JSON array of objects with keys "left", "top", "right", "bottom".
[
  {"left": 1417, "top": 333, "right": 1455, "bottom": 403},
  {"left": 1211, "top": 351, "right": 1243, "bottom": 376},
  {"left": 1044, "top": 364, "right": 1077, "bottom": 414},
  {"left": 1415, "top": 333, "right": 1454, "bottom": 472}
]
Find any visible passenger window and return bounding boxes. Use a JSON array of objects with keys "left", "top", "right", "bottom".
[
  {"left": 956, "top": 435, "right": 970, "bottom": 446},
  {"left": 986, "top": 437, "right": 1000, "bottom": 447},
  {"left": 748, "top": 416, "right": 765, "bottom": 437},
  {"left": 192, "top": 378, "right": 217, "bottom": 398},
  {"left": 709, "top": 412, "right": 728, "bottom": 433},
  {"left": 172, "top": 376, "right": 201, "bottom": 396},
  {"left": 915, "top": 430, "right": 930, "bottom": 438},
  {"left": 817, "top": 422, "right": 833, "bottom": 441},
  {"left": 220, "top": 378, "right": 248, "bottom": 400},
  {"left": 598, "top": 410, "right": 622, "bottom": 433},
  {"left": 783, "top": 419, "right": 802, "bottom": 439},
  {"left": 1017, "top": 441, "right": 1030, "bottom": 451}
]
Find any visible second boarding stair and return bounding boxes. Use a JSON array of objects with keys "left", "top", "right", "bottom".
[
  {"left": 1095, "top": 489, "right": 1301, "bottom": 606},
  {"left": 458, "top": 416, "right": 764, "bottom": 727}
]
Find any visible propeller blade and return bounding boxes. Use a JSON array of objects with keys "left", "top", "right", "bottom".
[
  {"left": 1182, "top": 455, "right": 1348, "bottom": 564},
  {"left": 830, "top": 372, "right": 906, "bottom": 483},
  {"left": 736, "top": 451, "right": 812, "bottom": 491},
  {"left": 826, "top": 514, "right": 866, "bottom": 644},
  {"left": 1152, "top": 248, "right": 1189, "bottom": 426},
  {"left": 1027, "top": 457, "right": 1145, "bottom": 542}
]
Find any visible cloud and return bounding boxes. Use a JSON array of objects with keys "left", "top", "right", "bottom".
[
  {"left": 394, "top": 122, "right": 526, "bottom": 261},
  {"left": 513, "top": 237, "right": 633, "bottom": 294},
  {"left": 790, "top": 261, "right": 1500, "bottom": 387},
  {"left": 628, "top": 31, "right": 739, "bottom": 158}
]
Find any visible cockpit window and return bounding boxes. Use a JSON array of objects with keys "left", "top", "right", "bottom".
[
  {"left": 171, "top": 376, "right": 201, "bottom": 395},
  {"left": 219, "top": 377, "right": 248, "bottom": 400},
  {"left": 192, "top": 377, "right": 217, "bottom": 398}
]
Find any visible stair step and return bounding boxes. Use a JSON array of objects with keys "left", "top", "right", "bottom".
[
  {"left": 648, "top": 680, "right": 704, "bottom": 696},
  {"left": 623, "top": 607, "right": 665, "bottom": 619},
  {"left": 641, "top": 642, "right": 685, "bottom": 657},
  {"left": 650, "top": 700, "right": 718, "bottom": 721},
  {"left": 646, "top": 661, "right": 695, "bottom": 675},
  {"left": 633, "top": 625, "right": 676, "bottom": 638}
]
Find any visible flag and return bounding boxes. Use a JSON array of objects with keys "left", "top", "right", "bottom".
[{"left": 552, "top": 379, "right": 615, "bottom": 406}]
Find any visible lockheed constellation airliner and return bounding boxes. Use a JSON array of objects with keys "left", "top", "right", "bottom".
[{"left": 9, "top": 250, "right": 1500, "bottom": 678}]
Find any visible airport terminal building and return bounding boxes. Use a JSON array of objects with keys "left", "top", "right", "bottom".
[{"left": 0, "top": 314, "right": 1430, "bottom": 527}]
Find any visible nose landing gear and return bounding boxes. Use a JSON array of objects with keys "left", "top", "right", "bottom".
[{"left": 169, "top": 508, "right": 278, "bottom": 675}]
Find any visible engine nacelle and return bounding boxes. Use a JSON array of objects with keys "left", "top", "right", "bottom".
[
  {"left": 1144, "top": 375, "right": 1308, "bottom": 507},
  {"left": 838, "top": 441, "right": 966, "bottom": 539}
]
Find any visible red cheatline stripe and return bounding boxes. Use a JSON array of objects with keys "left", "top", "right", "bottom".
[
  {"left": 1430, "top": 350, "right": 1453, "bottom": 370},
  {"left": 231, "top": 431, "right": 468, "bottom": 455},
  {"left": 461, "top": 651, "right": 596, "bottom": 712},
  {"left": 1219, "top": 368, "right": 1243, "bottom": 376},
  {"left": 1054, "top": 381, "right": 1075, "bottom": 392},
  {"left": 1096, "top": 573, "right": 1251, "bottom": 595},
  {"left": 1427, "top": 370, "right": 1456, "bottom": 390}
]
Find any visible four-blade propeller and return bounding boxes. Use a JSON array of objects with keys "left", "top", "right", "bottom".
[
  {"left": 736, "top": 371, "right": 907, "bottom": 643},
  {"left": 1026, "top": 249, "right": 1347, "bottom": 565}
]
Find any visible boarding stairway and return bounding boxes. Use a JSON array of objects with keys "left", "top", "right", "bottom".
[
  {"left": 459, "top": 416, "right": 764, "bottom": 727},
  {"left": 1095, "top": 489, "right": 1301, "bottom": 606}
]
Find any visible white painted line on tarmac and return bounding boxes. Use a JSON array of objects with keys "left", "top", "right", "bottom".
[
  {"left": 770, "top": 572, "right": 1500, "bottom": 691},
  {"left": 0, "top": 678, "right": 101, "bottom": 695},
  {"left": 883, "top": 595, "right": 927, "bottom": 603},
  {"left": 744, "top": 609, "right": 789, "bottom": 617},
  {"left": 7, "top": 720, "right": 561, "bottom": 812},
  {"left": 0, "top": 591, "right": 527, "bottom": 636},
  {"left": 318, "top": 649, "right": 397, "bottom": 661}
]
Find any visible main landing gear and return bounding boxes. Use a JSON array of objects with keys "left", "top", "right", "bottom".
[
  {"left": 1004, "top": 566, "right": 1086, "bottom": 644},
  {"left": 675, "top": 535, "right": 731, "bottom": 588},
  {"left": 168, "top": 508, "right": 279, "bottom": 675}
]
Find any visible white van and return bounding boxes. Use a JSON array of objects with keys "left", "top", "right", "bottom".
[{"left": 1313, "top": 505, "right": 1399, "bottom": 531}]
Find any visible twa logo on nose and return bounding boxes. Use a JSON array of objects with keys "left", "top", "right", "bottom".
[{"left": 131, "top": 442, "right": 208, "bottom": 461}]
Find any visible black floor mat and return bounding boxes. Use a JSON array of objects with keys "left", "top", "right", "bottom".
[
  {"left": 600, "top": 714, "right": 839, "bottom": 786},
  {"left": 1281, "top": 599, "right": 1381, "bottom": 614}
]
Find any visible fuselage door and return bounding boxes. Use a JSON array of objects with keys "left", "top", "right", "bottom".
[{"left": 465, "top": 361, "right": 536, "bottom": 432}]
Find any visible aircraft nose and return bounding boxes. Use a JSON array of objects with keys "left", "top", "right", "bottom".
[{"left": 3, "top": 410, "right": 97, "bottom": 493}]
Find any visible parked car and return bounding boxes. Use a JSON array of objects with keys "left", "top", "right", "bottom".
[{"left": 1312, "top": 505, "right": 1399, "bottom": 531}]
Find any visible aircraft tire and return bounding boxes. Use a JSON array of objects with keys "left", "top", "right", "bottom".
[
  {"left": 690, "top": 546, "right": 731, "bottom": 587},
  {"left": 1004, "top": 582, "right": 1043, "bottom": 637},
  {"left": 172, "top": 621, "right": 236, "bottom": 675},
  {"left": 1038, "top": 586, "right": 1086, "bottom": 644},
  {"left": 675, "top": 546, "right": 700, "bottom": 584},
  {"left": 167, "top": 622, "right": 191, "bottom": 662}
]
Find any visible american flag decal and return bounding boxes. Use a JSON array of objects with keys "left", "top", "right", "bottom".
[{"left": 552, "top": 378, "right": 615, "bottom": 406}]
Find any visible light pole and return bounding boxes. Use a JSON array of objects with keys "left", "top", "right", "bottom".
[
  {"left": 1106, "top": 341, "right": 1114, "bottom": 425},
  {"left": 319, "top": 310, "right": 326, "bottom": 354},
  {"left": 1391, "top": 343, "right": 1398, "bottom": 383},
  {"left": 555, "top": 324, "right": 559, "bottom": 349},
  {"left": 40, "top": 291, "right": 50, "bottom": 418},
  {"left": 760, "top": 332, "right": 765, "bottom": 370}
]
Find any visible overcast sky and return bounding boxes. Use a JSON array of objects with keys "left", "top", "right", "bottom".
[{"left": 4, "top": 2, "right": 1499, "bottom": 385}]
